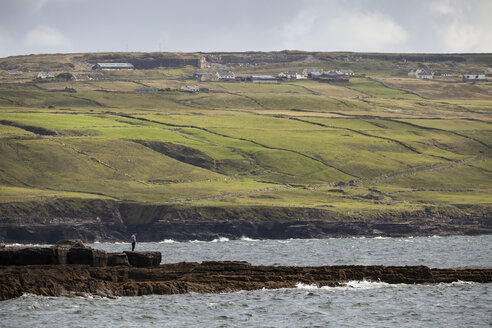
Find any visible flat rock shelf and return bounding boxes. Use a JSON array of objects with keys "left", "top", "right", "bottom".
[{"left": 1, "top": 261, "right": 491, "bottom": 301}]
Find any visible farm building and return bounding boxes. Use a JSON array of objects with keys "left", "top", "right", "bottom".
[
  {"left": 181, "top": 85, "right": 200, "bottom": 92},
  {"left": 278, "top": 72, "right": 307, "bottom": 80},
  {"left": 303, "top": 68, "right": 323, "bottom": 77},
  {"left": 433, "top": 71, "right": 453, "bottom": 77},
  {"left": 463, "top": 74, "right": 487, "bottom": 82},
  {"left": 314, "top": 71, "right": 350, "bottom": 82},
  {"left": 37, "top": 71, "right": 54, "bottom": 79},
  {"left": 92, "top": 63, "right": 134, "bottom": 70},
  {"left": 335, "top": 69, "right": 354, "bottom": 76},
  {"left": 278, "top": 72, "right": 296, "bottom": 79},
  {"left": 247, "top": 75, "right": 278, "bottom": 83},
  {"left": 216, "top": 72, "right": 235, "bottom": 80},
  {"left": 408, "top": 69, "right": 433, "bottom": 79}
]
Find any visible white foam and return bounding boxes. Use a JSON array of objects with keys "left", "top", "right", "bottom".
[
  {"left": 159, "top": 239, "right": 175, "bottom": 244},
  {"left": 296, "top": 280, "right": 399, "bottom": 291},
  {"left": 439, "top": 280, "right": 476, "bottom": 287},
  {"left": 240, "top": 236, "right": 259, "bottom": 241},
  {"left": 373, "top": 236, "right": 388, "bottom": 240},
  {"left": 6, "top": 243, "right": 52, "bottom": 247},
  {"left": 211, "top": 237, "right": 230, "bottom": 243}
]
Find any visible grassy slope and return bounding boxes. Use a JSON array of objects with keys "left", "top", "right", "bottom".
[{"left": 0, "top": 52, "right": 491, "bottom": 221}]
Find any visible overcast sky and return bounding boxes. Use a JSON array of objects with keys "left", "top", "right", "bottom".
[{"left": 0, "top": 0, "right": 491, "bottom": 58}]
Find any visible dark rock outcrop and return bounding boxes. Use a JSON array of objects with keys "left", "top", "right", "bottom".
[
  {"left": 67, "top": 247, "right": 108, "bottom": 267},
  {"left": 124, "top": 251, "right": 161, "bottom": 267},
  {"left": 107, "top": 253, "right": 130, "bottom": 266},
  {"left": 0, "top": 242, "right": 160, "bottom": 268},
  {"left": 0, "top": 262, "right": 491, "bottom": 301}
]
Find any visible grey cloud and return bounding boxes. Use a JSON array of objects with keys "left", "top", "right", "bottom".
[{"left": 0, "top": 0, "right": 490, "bottom": 57}]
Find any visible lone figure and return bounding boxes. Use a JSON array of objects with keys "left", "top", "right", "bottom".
[{"left": 131, "top": 232, "right": 137, "bottom": 251}]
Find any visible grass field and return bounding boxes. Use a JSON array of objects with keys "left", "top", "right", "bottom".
[{"left": 0, "top": 52, "right": 490, "bottom": 220}]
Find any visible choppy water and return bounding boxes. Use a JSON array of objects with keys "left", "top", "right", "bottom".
[
  {"left": 2, "top": 235, "right": 491, "bottom": 327},
  {"left": 90, "top": 235, "right": 492, "bottom": 268}
]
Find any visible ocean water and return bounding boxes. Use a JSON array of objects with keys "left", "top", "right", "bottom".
[
  {"left": 91, "top": 235, "right": 492, "bottom": 268},
  {"left": 2, "top": 235, "right": 491, "bottom": 327}
]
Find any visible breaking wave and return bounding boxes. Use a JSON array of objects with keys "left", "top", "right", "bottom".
[{"left": 211, "top": 237, "right": 230, "bottom": 243}]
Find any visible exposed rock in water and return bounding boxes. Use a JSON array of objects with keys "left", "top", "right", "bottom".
[
  {"left": 0, "top": 241, "right": 137, "bottom": 268},
  {"left": 0, "top": 261, "right": 491, "bottom": 300}
]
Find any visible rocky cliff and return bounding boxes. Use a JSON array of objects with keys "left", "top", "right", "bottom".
[{"left": 0, "top": 199, "right": 491, "bottom": 243}]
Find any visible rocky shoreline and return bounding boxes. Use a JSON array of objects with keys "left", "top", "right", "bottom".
[
  {"left": 0, "top": 241, "right": 491, "bottom": 301},
  {"left": 2, "top": 261, "right": 491, "bottom": 301},
  {"left": 0, "top": 199, "right": 490, "bottom": 243}
]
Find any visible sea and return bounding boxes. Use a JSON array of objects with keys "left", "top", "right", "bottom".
[{"left": 1, "top": 235, "right": 491, "bottom": 328}]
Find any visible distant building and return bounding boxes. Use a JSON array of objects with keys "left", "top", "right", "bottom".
[
  {"left": 92, "top": 63, "right": 134, "bottom": 70},
  {"left": 278, "top": 72, "right": 295, "bottom": 79},
  {"left": 303, "top": 68, "right": 323, "bottom": 77},
  {"left": 433, "top": 71, "right": 453, "bottom": 77},
  {"left": 216, "top": 71, "right": 235, "bottom": 80},
  {"left": 37, "top": 71, "right": 54, "bottom": 79},
  {"left": 408, "top": 68, "right": 433, "bottom": 79},
  {"left": 181, "top": 85, "right": 200, "bottom": 92},
  {"left": 462, "top": 74, "right": 487, "bottom": 82},
  {"left": 295, "top": 73, "right": 307, "bottom": 80},
  {"left": 314, "top": 71, "right": 350, "bottom": 82},
  {"left": 335, "top": 69, "right": 354, "bottom": 76},
  {"left": 193, "top": 72, "right": 218, "bottom": 81},
  {"left": 7, "top": 70, "right": 23, "bottom": 75},
  {"left": 485, "top": 68, "right": 492, "bottom": 76},
  {"left": 246, "top": 75, "right": 278, "bottom": 83}
]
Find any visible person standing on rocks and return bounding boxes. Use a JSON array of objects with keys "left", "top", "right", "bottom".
[{"left": 131, "top": 232, "right": 137, "bottom": 251}]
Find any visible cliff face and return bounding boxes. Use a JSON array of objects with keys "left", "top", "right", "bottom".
[
  {"left": 0, "top": 200, "right": 491, "bottom": 243},
  {"left": 1, "top": 261, "right": 491, "bottom": 300},
  {"left": 0, "top": 199, "right": 127, "bottom": 243}
]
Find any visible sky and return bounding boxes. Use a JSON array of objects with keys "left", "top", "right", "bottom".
[{"left": 0, "top": 0, "right": 491, "bottom": 58}]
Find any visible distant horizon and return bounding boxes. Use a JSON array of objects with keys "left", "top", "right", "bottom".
[
  {"left": 1, "top": 0, "right": 491, "bottom": 58},
  {"left": 2, "top": 50, "right": 492, "bottom": 60}
]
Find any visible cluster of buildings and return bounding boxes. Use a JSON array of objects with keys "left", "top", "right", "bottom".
[
  {"left": 193, "top": 71, "right": 235, "bottom": 81},
  {"left": 193, "top": 68, "right": 355, "bottom": 83},
  {"left": 408, "top": 68, "right": 490, "bottom": 82}
]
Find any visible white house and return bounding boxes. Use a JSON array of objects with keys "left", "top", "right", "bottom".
[
  {"left": 335, "top": 69, "right": 354, "bottom": 76},
  {"left": 303, "top": 68, "right": 323, "bottom": 76},
  {"left": 216, "top": 72, "right": 235, "bottom": 80},
  {"left": 463, "top": 74, "right": 487, "bottom": 82},
  {"left": 181, "top": 85, "right": 200, "bottom": 92},
  {"left": 37, "top": 71, "right": 54, "bottom": 79},
  {"left": 408, "top": 68, "right": 433, "bottom": 79}
]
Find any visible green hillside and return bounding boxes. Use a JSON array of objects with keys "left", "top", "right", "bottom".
[{"left": 0, "top": 52, "right": 491, "bottom": 222}]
